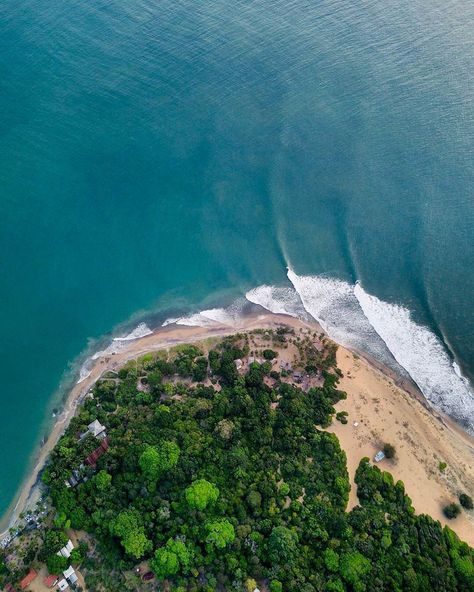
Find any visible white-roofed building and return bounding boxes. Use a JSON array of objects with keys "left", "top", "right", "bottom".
[
  {"left": 62, "top": 566, "right": 75, "bottom": 580},
  {"left": 58, "top": 579, "right": 69, "bottom": 591},
  {"left": 57, "top": 539, "right": 74, "bottom": 558},
  {"left": 87, "top": 419, "right": 106, "bottom": 439}
]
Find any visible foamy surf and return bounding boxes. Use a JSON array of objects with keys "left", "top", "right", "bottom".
[
  {"left": 245, "top": 285, "right": 309, "bottom": 320},
  {"left": 77, "top": 323, "right": 152, "bottom": 383},
  {"left": 163, "top": 300, "right": 248, "bottom": 328},
  {"left": 113, "top": 322, "right": 152, "bottom": 341},
  {"left": 354, "top": 284, "right": 474, "bottom": 429},
  {"left": 245, "top": 271, "right": 474, "bottom": 434}
]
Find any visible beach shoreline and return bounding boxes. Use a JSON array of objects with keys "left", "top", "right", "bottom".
[{"left": 2, "top": 311, "right": 473, "bottom": 545}]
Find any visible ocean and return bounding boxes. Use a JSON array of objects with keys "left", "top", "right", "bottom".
[{"left": 0, "top": 0, "right": 473, "bottom": 519}]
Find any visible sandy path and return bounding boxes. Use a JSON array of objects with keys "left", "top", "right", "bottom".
[{"left": 1, "top": 312, "right": 473, "bottom": 547}]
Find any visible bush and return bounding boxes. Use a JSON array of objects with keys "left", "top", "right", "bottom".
[
  {"left": 270, "top": 580, "right": 283, "bottom": 592},
  {"left": 263, "top": 349, "right": 278, "bottom": 360},
  {"left": 443, "top": 503, "right": 461, "bottom": 519},
  {"left": 439, "top": 461, "right": 447, "bottom": 472},
  {"left": 459, "top": 493, "right": 473, "bottom": 510},
  {"left": 336, "top": 411, "right": 348, "bottom": 424},
  {"left": 383, "top": 443, "right": 396, "bottom": 459}
]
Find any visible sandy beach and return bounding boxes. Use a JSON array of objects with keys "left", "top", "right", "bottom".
[{"left": 1, "top": 312, "right": 473, "bottom": 545}]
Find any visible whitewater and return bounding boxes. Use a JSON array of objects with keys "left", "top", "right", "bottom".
[
  {"left": 246, "top": 271, "right": 474, "bottom": 433},
  {"left": 79, "top": 272, "right": 474, "bottom": 434}
]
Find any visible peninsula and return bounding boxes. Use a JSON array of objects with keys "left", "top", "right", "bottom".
[{"left": 1, "top": 313, "right": 473, "bottom": 592}]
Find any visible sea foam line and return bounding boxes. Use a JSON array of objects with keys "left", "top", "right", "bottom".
[
  {"left": 247, "top": 271, "right": 474, "bottom": 433},
  {"left": 76, "top": 323, "right": 153, "bottom": 383}
]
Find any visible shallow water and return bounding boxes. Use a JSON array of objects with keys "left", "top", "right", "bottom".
[{"left": 0, "top": 0, "right": 473, "bottom": 517}]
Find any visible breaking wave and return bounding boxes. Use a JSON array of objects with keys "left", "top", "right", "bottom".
[
  {"left": 246, "top": 270, "right": 474, "bottom": 433},
  {"left": 113, "top": 322, "right": 152, "bottom": 341},
  {"left": 354, "top": 284, "right": 474, "bottom": 429},
  {"left": 80, "top": 323, "right": 154, "bottom": 372},
  {"left": 163, "top": 299, "right": 249, "bottom": 328}
]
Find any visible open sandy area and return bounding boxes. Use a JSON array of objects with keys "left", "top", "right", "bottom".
[
  {"left": 329, "top": 348, "right": 474, "bottom": 544},
  {"left": 1, "top": 312, "right": 473, "bottom": 547}
]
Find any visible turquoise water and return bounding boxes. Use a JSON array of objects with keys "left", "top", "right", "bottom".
[{"left": 0, "top": 0, "right": 473, "bottom": 518}]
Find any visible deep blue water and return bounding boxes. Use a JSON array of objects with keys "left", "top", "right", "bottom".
[{"left": 0, "top": 0, "right": 473, "bottom": 518}]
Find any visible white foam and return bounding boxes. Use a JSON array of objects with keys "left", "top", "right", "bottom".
[
  {"left": 76, "top": 363, "right": 92, "bottom": 384},
  {"left": 163, "top": 307, "right": 241, "bottom": 328},
  {"left": 354, "top": 283, "right": 474, "bottom": 428},
  {"left": 287, "top": 269, "right": 390, "bottom": 361},
  {"left": 113, "top": 322, "right": 153, "bottom": 341},
  {"left": 245, "top": 285, "right": 308, "bottom": 319}
]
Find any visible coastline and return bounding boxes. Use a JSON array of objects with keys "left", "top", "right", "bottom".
[{"left": 2, "top": 311, "right": 473, "bottom": 545}]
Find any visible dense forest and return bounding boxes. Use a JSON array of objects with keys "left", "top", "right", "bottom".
[{"left": 5, "top": 327, "right": 474, "bottom": 591}]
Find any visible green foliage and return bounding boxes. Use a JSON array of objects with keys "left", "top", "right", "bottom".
[
  {"left": 339, "top": 551, "right": 371, "bottom": 589},
  {"left": 139, "top": 441, "right": 180, "bottom": 481},
  {"left": 382, "top": 442, "right": 396, "bottom": 459},
  {"left": 42, "top": 332, "right": 474, "bottom": 592},
  {"left": 110, "top": 510, "right": 152, "bottom": 559},
  {"left": 268, "top": 526, "right": 298, "bottom": 565},
  {"left": 262, "top": 349, "right": 278, "bottom": 360},
  {"left": 205, "top": 519, "right": 235, "bottom": 548},
  {"left": 439, "top": 461, "right": 447, "bottom": 472},
  {"left": 270, "top": 580, "right": 283, "bottom": 592},
  {"left": 185, "top": 479, "right": 219, "bottom": 511},
  {"left": 46, "top": 553, "right": 68, "bottom": 574},
  {"left": 459, "top": 493, "right": 473, "bottom": 510},
  {"left": 444, "top": 503, "right": 461, "bottom": 519},
  {"left": 324, "top": 548, "right": 340, "bottom": 572},
  {"left": 94, "top": 470, "right": 112, "bottom": 491}
]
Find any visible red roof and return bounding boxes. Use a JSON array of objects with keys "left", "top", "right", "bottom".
[
  {"left": 19, "top": 569, "right": 38, "bottom": 589},
  {"left": 85, "top": 436, "right": 109, "bottom": 466},
  {"left": 5, "top": 583, "right": 15, "bottom": 592},
  {"left": 44, "top": 574, "right": 59, "bottom": 587}
]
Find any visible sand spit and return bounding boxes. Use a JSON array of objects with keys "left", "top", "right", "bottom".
[{"left": 1, "top": 312, "right": 473, "bottom": 545}]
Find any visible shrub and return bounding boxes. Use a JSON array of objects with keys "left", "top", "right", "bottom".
[
  {"left": 336, "top": 411, "right": 348, "bottom": 424},
  {"left": 459, "top": 493, "right": 473, "bottom": 510},
  {"left": 383, "top": 443, "right": 396, "bottom": 459},
  {"left": 263, "top": 349, "right": 278, "bottom": 360},
  {"left": 439, "top": 461, "right": 447, "bottom": 472},
  {"left": 443, "top": 503, "right": 461, "bottom": 519}
]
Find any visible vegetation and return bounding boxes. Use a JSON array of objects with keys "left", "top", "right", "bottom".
[
  {"left": 443, "top": 503, "right": 462, "bottom": 520},
  {"left": 382, "top": 443, "right": 396, "bottom": 459},
  {"left": 459, "top": 493, "right": 473, "bottom": 510},
  {"left": 2, "top": 328, "right": 472, "bottom": 592}
]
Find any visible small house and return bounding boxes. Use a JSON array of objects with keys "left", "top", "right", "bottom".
[
  {"left": 374, "top": 451, "right": 385, "bottom": 463},
  {"left": 19, "top": 569, "right": 38, "bottom": 590},
  {"left": 87, "top": 419, "right": 106, "bottom": 439},
  {"left": 57, "top": 539, "right": 74, "bottom": 558},
  {"left": 57, "top": 578, "right": 69, "bottom": 591},
  {"left": 234, "top": 359, "right": 243, "bottom": 370},
  {"left": 43, "top": 574, "right": 59, "bottom": 588}
]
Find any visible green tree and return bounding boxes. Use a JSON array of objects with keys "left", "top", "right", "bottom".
[
  {"left": 268, "top": 526, "right": 298, "bottom": 565},
  {"left": 139, "top": 441, "right": 180, "bottom": 481},
  {"left": 459, "top": 493, "right": 473, "bottom": 510},
  {"left": 185, "top": 479, "right": 219, "bottom": 511},
  {"left": 324, "top": 548, "right": 340, "bottom": 572},
  {"left": 151, "top": 547, "right": 179, "bottom": 579},
  {"left": 270, "top": 580, "right": 283, "bottom": 592},
  {"left": 150, "top": 538, "right": 192, "bottom": 579},
  {"left": 443, "top": 503, "right": 461, "bottom": 519},
  {"left": 46, "top": 553, "right": 68, "bottom": 574},
  {"left": 110, "top": 510, "right": 152, "bottom": 559},
  {"left": 339, "top": 551, "right": 371, "bottom": 590},
  {"left": 94, "top": 470, "right": 112, "bottom": 491},
  {"left": 205, "top": 519, "right": 235, "bottom": 549}
]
